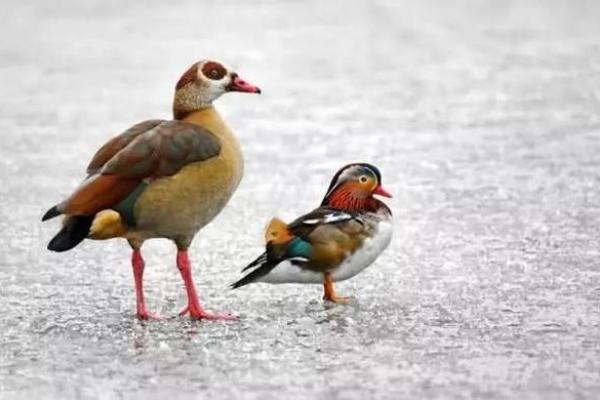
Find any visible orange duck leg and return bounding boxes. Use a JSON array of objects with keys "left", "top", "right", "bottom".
[{"left": 322, "top": 272, "right": 351, "bottom": 304}]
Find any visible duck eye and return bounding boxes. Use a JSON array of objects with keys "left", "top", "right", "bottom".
[{"left": 359, "top": 175, "right": 368, "bottom": 183}]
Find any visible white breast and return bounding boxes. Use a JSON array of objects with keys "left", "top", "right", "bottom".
[
  {"left": 258, "top": 218, "right": 393, "bottom": 285},
  {"left": 331, "top": 218, "right": 393, "bottom": 282}
]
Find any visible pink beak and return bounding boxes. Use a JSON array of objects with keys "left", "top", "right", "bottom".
[
  {"left": 373, "top": 185, "right": 392, "bottom": 198},
  {"left": 227, "top": 75, "right": 261, "bottom": 93}
]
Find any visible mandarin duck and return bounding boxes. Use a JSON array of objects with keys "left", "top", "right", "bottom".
[
  {"left": 232, "top": 163, "right": 393, "bottom": 303},
  {"left": 42, "top": 60, "right": 260, "bottom": 320}
]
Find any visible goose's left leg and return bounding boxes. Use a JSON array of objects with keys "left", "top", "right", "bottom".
[{"left": 175, "top": 242, "right": 236, "bottom": 321}]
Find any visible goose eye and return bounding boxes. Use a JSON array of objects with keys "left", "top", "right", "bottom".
[
  {"left": 359, "top": 175, "right": 368, "bottom": 183},
  {"left": 202, "top": 62, "right": 226, "bottom": 81}
]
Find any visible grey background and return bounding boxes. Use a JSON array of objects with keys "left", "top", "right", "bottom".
[{"left": 1, "top": 0, "right": 599, "bottom": 399}]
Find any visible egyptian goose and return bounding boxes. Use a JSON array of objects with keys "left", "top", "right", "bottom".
[
  {"left": 42, "top": 60, "right": 260, "bottom": 320},
  {"left": 232, "top": 163, "right": 393, "bottom": 304}
]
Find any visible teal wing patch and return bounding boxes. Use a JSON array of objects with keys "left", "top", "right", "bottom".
[
  {"left": 112, "top": 181, "right": 149, "bottom": 227},
  {"left": 286, "top": 237, "right": 313, "bottom": 259}
]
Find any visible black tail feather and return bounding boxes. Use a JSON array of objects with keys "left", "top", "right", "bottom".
[
  {"left": 241, "top": 252, "right": 268, "bottom": 272},
  {"left": 231, "top": 252, "right": 276, "bottom": 289},
  {"left": 42, "top": 205, "right": 61, "bottom": 221},
  {"left": 47, "top": 215, "right": 93, "bottom": 252}
]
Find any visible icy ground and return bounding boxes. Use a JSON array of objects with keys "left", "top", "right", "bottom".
[{"left": 1, "top": 0, "right": 599, "bottom": 399}]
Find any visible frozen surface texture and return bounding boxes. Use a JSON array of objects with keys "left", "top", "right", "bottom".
[{"left": 1, "top": 0, "right": 599, "bottom": 399}]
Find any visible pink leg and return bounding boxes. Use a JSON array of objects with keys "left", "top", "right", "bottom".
[
  {"left": 132, "top": 249, "right": 164, "bottom": 320},
  {"left": 176, "top": 250, "right": 236, "bottom": 321}
]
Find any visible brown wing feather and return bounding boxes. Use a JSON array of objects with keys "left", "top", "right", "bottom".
[
  {"left": 306, "top": 223, "right": 364, "bottom": 269},
  {"left": 59, "top": 120, "right": 221, "bottom": 216},
  {"left": 102, "top": 121, "right": 220, "bottom": 179},
  {"left": 264, "top": 207, "right": 368, "bottom": 272},
  {"left": 288, "top": 207, "right": 355, "bottom": 240},
  {"left": 61, "top": 175, "right": 140, "bottom": 216},
  {"left": 86, "top": 120, "right": 164, "bottom": 175}
]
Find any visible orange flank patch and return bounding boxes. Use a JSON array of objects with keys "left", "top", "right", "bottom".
[
  {"left": 62, "top": 174, "right": 139, "bottom": 216},
  {"left": 264, "top": 218, "right": 293, "bottom": 244}
]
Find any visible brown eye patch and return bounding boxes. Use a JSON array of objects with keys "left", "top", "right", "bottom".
[{"left": 201, "top": 61, "right": 226, "bottom": 81}]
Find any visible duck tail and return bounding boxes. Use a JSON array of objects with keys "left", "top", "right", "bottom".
[
  {"left": 231, "top": 218, "right": 295, "bottom": 289},
  {"left": 47, "top": 215, "right": 93, "bottom": 252},
  {"left": 231, "top": 252, "right": 274, "bottom": 289}
]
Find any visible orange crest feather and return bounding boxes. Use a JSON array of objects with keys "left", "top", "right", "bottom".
[{"left": 265, "top": 218, "right": 292, "bottom": 244}]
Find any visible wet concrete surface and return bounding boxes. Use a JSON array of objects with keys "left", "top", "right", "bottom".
[{"left": 1, "top": 0, "right": 600, "bottom": 399}]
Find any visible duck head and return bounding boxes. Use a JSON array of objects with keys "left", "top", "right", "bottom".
[
  {"left": 321, "top": 163, "right": 392, "bottom": 212},
  {"left": 173, "top": 60, "right": 260, "bottom": 119}
]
